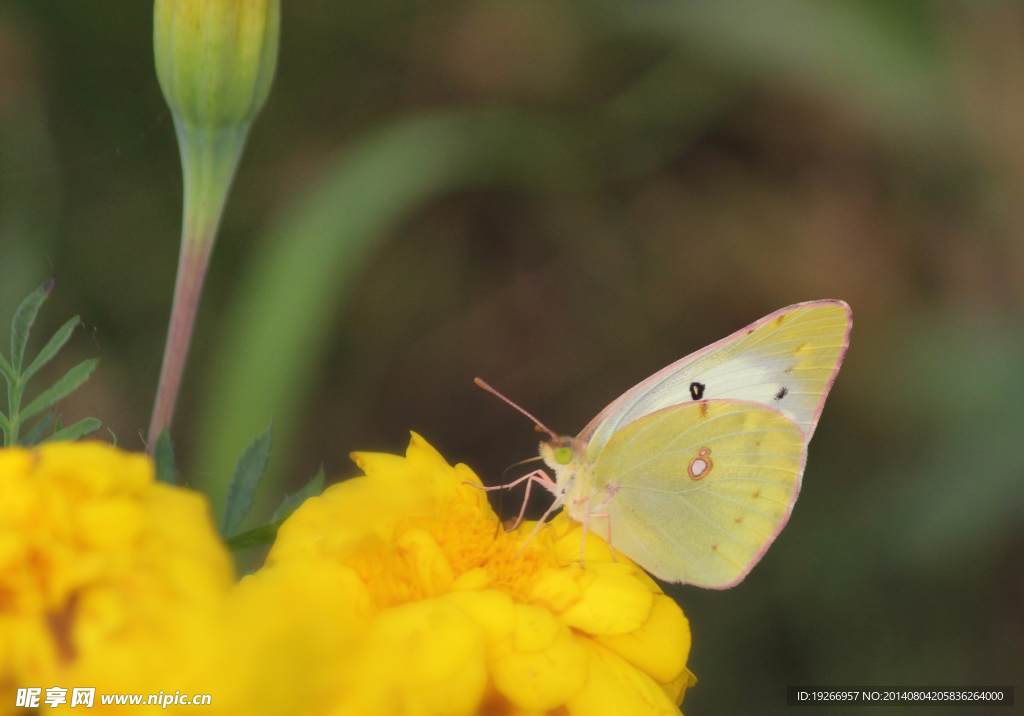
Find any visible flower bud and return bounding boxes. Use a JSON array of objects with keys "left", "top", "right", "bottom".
[
  {"left": 148, "top": 0, "right": 281, "bottom": 444},
  {"left": 154, "top": 0, "right": 280, "bottom": 128}
]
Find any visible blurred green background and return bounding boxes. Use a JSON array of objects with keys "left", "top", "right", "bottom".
[{"left": 1, "top": 0, "right": 1021, "bottom": 712}]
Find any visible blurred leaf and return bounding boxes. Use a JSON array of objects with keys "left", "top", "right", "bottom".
[
  {"left": 154, "top": 429, "right": 177, "bottom": 485},
  {"left": 44, "top": 417, "right": 101, "bottom": 443},
  {"left": 614, "top": 0, "right": 954, "bottom": 143},
  {"left": 270, "top": 466, "right": 324, "bottom": 523},
  {"left": 22, "top": 316, "right": 80, "bottom": 382},
  {"left": 195, "top": 109, "right": 588, "bottom": 519},
  {"left": 0, "top": 412, "right": 10, "bottom": 443},
  {"left": 10, "top": 277, "right": 54, "bottom": 372},
  {"left": 879, "top": 320, "right": 1024, "bottom": 565},
  {"left": 221, "top": 424, "right": 273, "bottom": 537},
  {"left": 19, "top": 409, "right": 55, "bottom": 446},
  {"left": 20, "top": 358, "right": 98, "bottom": 422},
  {"left": 0, "top": 352, "right": 14, "bottom": 388},
  {"left": 224, "top": 521, "right": 281, "bottom": 551}
]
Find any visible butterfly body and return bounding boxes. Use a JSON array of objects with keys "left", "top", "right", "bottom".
[{"left": 524, "top": 300, "right": 851, "bottom": 588}]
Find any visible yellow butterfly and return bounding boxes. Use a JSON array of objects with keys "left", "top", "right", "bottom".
[{"left": 480, "top": 300, "right": 852, "bottom": 588}]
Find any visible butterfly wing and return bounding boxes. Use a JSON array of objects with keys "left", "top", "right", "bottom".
[
  {"left": 581, "top": 300, "right": 850, "bottom": 462},
  {"left": 593, "top": 399, "right": 805, "bottom": 587}
]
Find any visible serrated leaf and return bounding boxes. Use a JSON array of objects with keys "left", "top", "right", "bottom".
[
  {"left": 153, "top": 429, "right": 177, "bottom": 485},
  {"left": 43, "top": 417, "right": 101, "bottom": 443},
  {"left": 19, "top": 409, "right": 55, "bottom": 447},
  {"left": 22, "top": 316, "right": 80, "bottom": 382},
  {"left": 20, "top": 358, "right": 98, "bottom": 422},
  {"left": 271, "top": 466, "right": 325, "bottom": 523},
  {"left": 221, "top": 424, "right": 272, "bottom": 538},
  {"left": 224, "top": 521, "right": 282, "bottom": 551},
  {"left": 11, "top": 278, "right": 55, "bottom": 372}
]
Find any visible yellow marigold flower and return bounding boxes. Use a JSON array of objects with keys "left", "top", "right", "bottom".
[
  {"left": 256, "top": 433, "right": 694, "bottom": 716},
  {"left": 0, "top": 442, "right": 234, "bottom": 713}
]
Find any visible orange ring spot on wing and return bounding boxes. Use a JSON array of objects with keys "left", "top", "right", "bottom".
[{"left": 688, "top": 448, "right": 713, "bottom": 480}]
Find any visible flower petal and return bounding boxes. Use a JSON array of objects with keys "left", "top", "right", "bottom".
[
  {"left": 593, "top": 594, "right": 691, "bottom": 684},
  {"left": 559, "top": 562, "right": 654, "bottom": 636},
  {"left": 490, "top": 606, "right": 588, "bottom": 710},
  {"left": 566, "top": 638, "right": 681, "bottom": 716}
]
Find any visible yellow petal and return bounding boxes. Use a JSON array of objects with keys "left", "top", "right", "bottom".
[
  {"left": 491, "top": 609, "right": 588, "bottom": 710},
  {"left": 446, "top": 589, "right": 515, "bottom": 650},
  {"left": 528, "top": 566, "right": 583, "bottom": 615},
  {"left": 336, "top": 598, "right": 488, "bottom": 716},
  {"left": 660, "top": 667, "right": 697, "bottom": 707},
  {"left": 566, "top": 638, "right": 680, "bottom": 716},
  {"left": 559, "top": 562, "right": 654, "bottom": 635},
  {"left": 75, "top": 498, "right": 143, "bottom": 549},
  {"left": 450, "top": 567, "right": 492, "bottom": 592},
  {"left": 511, "top": 604, "right": 561, "bottom": 653},
  {"left": 593, "top": 594, "right": 691, "bottom": 684},
  {"left": 395, "top": 528, "right": 454, "bottom": 598}
]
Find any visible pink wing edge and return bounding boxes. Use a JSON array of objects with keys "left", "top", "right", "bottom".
[{"left": 578, "top": 299, "right": 854, "bottom": 445}]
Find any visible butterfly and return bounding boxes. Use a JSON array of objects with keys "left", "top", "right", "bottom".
[{"left": 478, "top": 300, "right": 852, "bottom": 588}]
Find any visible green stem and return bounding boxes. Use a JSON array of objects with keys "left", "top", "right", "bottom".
[
  {"left": 7, "top": 373, "right": 23, "bottom": 446},
  {"left": 148, "top": 120, "right": 249, "bottom": 449}
]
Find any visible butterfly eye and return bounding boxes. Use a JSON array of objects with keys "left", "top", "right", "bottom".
[{"left": 554, "top": 447, "right": 573, "bottom": 464}]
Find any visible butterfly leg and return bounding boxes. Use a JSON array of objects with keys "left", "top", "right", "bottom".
[
  {"left": 512, "top": 493, "right": 565, "bottom": 561},
  {"left": 463, "top": 469, "right": 549, "bottom": 493},
  {"left": 579, "top": 497, "right": 589, "bottom": 568},
  {"left": 586, "top": 512, "right": 617, "bottom": 562},
  {"left": 464, "top": 469, "right": 559, "bottom": 531},
  {"left": 508, "top": 470, "right": 562, "bottom": 531}
]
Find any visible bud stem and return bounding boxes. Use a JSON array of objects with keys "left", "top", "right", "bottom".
[{"left": 148, "top": 120, "right": 249, "bottom": 448}]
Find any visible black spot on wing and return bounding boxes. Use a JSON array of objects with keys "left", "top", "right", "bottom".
[
  {"left": 774, "top": 386, "right": 788, "bottom": 401},
  {"left": 689, "top": 381, "right": 705, "bottom": 400}
]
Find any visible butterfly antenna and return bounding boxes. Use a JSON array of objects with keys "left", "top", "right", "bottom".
[
  {"left": 474, "top": 378, "right": 559, "bottom": 440},
  {"left": 502, "top": 456, "right": 543, "bottom": 481}
]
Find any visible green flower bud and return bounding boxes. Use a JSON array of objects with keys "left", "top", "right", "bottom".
[
  {"left": 154, "top": 0, "right": 280, "bottom": 128},
  {"left": 148, "top": 0, "right": 281, "bottom": 445}
]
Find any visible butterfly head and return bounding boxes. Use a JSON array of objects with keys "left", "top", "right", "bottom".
[{"left": 539, "top": 435, "right": 588, "bottom": 476}]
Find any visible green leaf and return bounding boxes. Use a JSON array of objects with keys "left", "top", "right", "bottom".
[
  {"left": 22, "top": 316, "right": 80, "bottom": 382},
  {"left": 44, "top": 417, "right": 101, "bottom": 443},
  {"left": 20, "top": 358, "right": 98, "bottom": 422},
  {"left": 616, "top": 0, "right": 952, "bottom": 144},
  {"left": 0, "top": 412, "right": 11, "bottom": 444},
  {"left": 11, "top": 277, "right": 55, "bottom": 372},
  {"left": 19, "top": 409, "right": 55, "bottom": 446},
  {"left": 0, "top": 352, "right": 15, "bottom": 388},
  {"left": 224, "top": 521, "right": 282, "bottom": 551},
  {"left": 271, "top": 466, "right": 324, "bottom": 523},
  {"left": 154, "top": 428, "right": 177, "bottom": 484},
  {"left": 221, "top": 424, "right": 273, "bottom": 538}
]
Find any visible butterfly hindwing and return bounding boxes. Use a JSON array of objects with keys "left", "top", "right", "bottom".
[
  {"left": 593, "top": 400, "right": 805, "bottom": 587},
  {"left": 581, "top": 300, "right": 850, "bottom": 463}
]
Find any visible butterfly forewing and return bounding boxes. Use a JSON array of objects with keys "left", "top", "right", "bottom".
[
  {"left": 582, "top": 301, "right": 850, "bottom": 462},
  {"left": 593, "top": 400, "right": 805, "bottom": 587}
]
